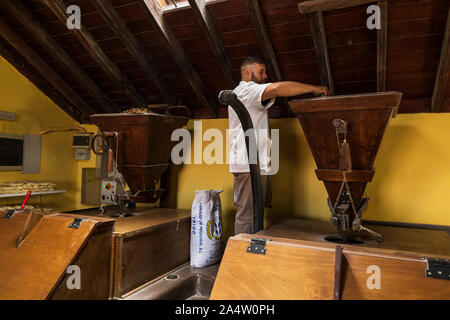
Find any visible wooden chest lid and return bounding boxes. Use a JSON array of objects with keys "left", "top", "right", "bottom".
[{"left": 0, "top": 210, "right": 114, "bottom": 300}]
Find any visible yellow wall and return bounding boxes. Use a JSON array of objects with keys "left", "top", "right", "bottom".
[
  {"left": 175, "top": 114, "right": 450, "bottom": 240},
  {"left": 0, "top": 57, "right": 97, "bottom": 212},
  {"left": 1, "top": 55, "right": 449, "bottom": 234}
]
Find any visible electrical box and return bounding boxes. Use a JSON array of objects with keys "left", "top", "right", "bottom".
[
  {"left": 73, "top": 133, "right": 93, "bottom": 160},
  {"left": 101, "top": 180, "right": 117, "bottom": 204}
]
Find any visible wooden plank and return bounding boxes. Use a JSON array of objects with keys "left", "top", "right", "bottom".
[
  {"left": 0, "top": 17, "right": 95, "bottom": 117},
  {"left": 49, "top": 223, "right": 113, "bottom": 299},
  {"left": 212, "top": 229, "right": 450, "bottom": 299},
  {"left": 431, "top": 8, "right": 450, "bottom": 113},
  {"left": 116, "top": 219, "right": 191, "bottom": 297},
  {"left": 210, "top": 234, "right": 336, "bottom": 299},
  {"left": 259, "top": 218, "right": 450, "bottom": 258},
  {"left": 0, "top": 40, "right": 84, "bottom": 122},
  {"left": 334, "top": 245, "right": 344, "bottom": 300},
  {"left": 42, "top": 0, "right": 148, "bottom": 107},
  {"left": 246, "top": 0, "right": 292, "bottom": 117},
  {"left": 299, "top": 0, "right": 376, "bottom": 14},
  {"left": 307, "top": 11, "right": 335, "bottom": 95},
  {"left": 0, "top": 212, "right": 111, "bottom": 299},
  {"left": 112, "top": 208, "right": 191, "bottom": 238},
  {"left": 289, "top": 91, "right": 402, "bottom": 113},
  {"left": 0, "top": 0, "right": 119, "bottom": 113},
  {"left": 377, "top": 0, "right": 387, "bottom": 92},
  {"left": 188, "top": 0, "right": 238, "bottom": 87},
  {"left": 341, "top": 251, "right": 450, "bottom": 299},
  {"left": 138, "top": 0, "right": 219, "bottom": 118},
  {"left": 315, "top": 169, "right": 375, "bottom": 182},
  {"left": 91, "top": 0, "right": 178, "bottom": 106}
]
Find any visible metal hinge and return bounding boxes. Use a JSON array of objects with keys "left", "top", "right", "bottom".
[
  {"left": 69, "top": 218, "right": 86, "bottom": 229},
  {"left": 247, "top": 238, "right": 270, "bottom": 255},
  {"left": 425, "top": 258, "right": 450, "bottom": 280}
]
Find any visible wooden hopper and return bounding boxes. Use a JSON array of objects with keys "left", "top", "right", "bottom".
[
  {"left": 90, "top": 113, "right": 188, "bottom": 202},
  {"left": 289, "top": 92, "right": 402, "bottom": 241}
]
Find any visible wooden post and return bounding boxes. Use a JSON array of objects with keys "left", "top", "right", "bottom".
[
  {"left": 308, "top": 11, "right": 335, "bottom": 95},
  {"left": 247, "top": 0, "right": 292, "bottom": 116},
  {"left": 377, "top": 0, "right": 388, "bottom": 92},
  {"left": 431, "top": 8, "right": 450, "bottom": 113},
  {"left": 189, "top": 0, "right": 238, "bottom": 88}
]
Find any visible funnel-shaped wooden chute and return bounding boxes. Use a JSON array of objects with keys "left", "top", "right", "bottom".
[
  {"left": 90, "top": 113, "right": 188, "bottom": 201},
  {"left": 289, "top": 92, "right": 402, "bottom": 238}
]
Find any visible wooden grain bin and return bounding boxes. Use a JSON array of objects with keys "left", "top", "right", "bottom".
[
  {"left": 289, "top": 92, "right": 402, "bottom": 236},
  {"left": 0, "top": 210, "right": 114, "bottom": 300},
  {"left": 111, "top": 208, "right": 191, "bottom": 298},
  {"left": 90, "top": 113, "right": 188, "bottom": 201},
  {"left": 210, "top": 231, "right": 450, "bottom": 300}
]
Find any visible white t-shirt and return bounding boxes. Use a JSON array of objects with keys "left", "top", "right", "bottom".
[{"left": 228, "top": 81, "right": 275, "bottom": 173}]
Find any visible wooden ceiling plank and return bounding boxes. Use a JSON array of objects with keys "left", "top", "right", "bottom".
[
  {"left": 188, "top": 0, "right": 238, "bottom": 87},
  {"left": 138, "top": 0, "right": 219, "bottom": 118},
  {"left": 0, "top": 41, "right": 84, "bottom": 122},
  {"left": 431, "top": 8, "right": 450, "bottom": 113},
  {"left": 298, "top": 0, "right": 377, "bottom": 14},
  {"left": 91, "top": 0, "right": 178, "bottom": 106},
  {"left": 42, "top": 0, "right": 148, "bottom": 108},
  {"left": 0, "top": 17, "right": 94, "bottom": 117},
  {"left": 246, "top": 0, "right": 292, "bottom": 117},
  {"left": 0, "top": 0, "right": 120, "bottom": 113},
  {"left": 377, "top": 0, "right": 387, "bottom": 92},
  {"left": 307, "top": 11, "right": 335, "bottom": 95}
]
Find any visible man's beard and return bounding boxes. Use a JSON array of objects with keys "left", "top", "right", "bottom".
[{"left": 251, "top": 71, "right": 264, "bottom": 84}]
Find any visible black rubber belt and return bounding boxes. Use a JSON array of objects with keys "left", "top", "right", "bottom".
[{"left": 218, "top": 90, "right": 264, "bottom": 233}]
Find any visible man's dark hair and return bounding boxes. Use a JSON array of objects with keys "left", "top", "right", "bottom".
[{"left": 240, "top": 56, "right": 265, "bottom": 71}]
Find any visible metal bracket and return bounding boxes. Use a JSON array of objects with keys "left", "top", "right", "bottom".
[
  {"left": 69, "top": 218, "right": 86, "bottom": 229},
  {"left": 247, "top": 238, "right": 270, "bottom": 255},
  {"left": 2, "top": 210, "right": 16, "bottom": 219},
  {"left": 425, "top": 258, "right": 450, "bottom": 280}
]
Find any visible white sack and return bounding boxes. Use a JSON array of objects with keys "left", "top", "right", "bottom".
[{"left": 190, "top": 189, "right": 224, "bottom": 267}]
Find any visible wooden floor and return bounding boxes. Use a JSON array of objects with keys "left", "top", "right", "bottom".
[{"left": 258, "top": 218, "right": 450, "bottom": 259}]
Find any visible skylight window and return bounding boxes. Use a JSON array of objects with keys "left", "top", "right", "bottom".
[{"left": 158, "top": 0, "right": 190, "bottom": 11}]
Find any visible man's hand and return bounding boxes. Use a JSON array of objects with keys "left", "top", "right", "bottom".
[{"left": 314, "top": 86, "right": 329, "bottom": 96}]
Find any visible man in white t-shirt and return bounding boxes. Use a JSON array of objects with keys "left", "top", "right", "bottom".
[{"left": 229, "top": 57, "right": 329, "bottom": 235}]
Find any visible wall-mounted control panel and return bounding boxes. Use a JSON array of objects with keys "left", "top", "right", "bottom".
[
  {"left": 101, "top": 180, "right": 117, "bottom": 204},
  {"left": 73, "top": 133, "right": 93, "bottom": 160}
]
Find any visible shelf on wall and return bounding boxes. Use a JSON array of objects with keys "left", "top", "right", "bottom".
[{"left": 0, "top": 190, "right": 66, "bottom": 198}]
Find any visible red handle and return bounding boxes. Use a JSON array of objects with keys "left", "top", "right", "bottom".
[{"left": 21, "top": 190, "right": 32, "bottom": 209}]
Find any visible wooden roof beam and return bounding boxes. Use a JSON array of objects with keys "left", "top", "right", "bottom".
[
  {"left": 0, "top": 40, "right": 84, "bottom": 122},
  {"left": 377, "top": 0, "right": 387, "bottom": 92},
  {"left": 0, "top": 17, "right": 94, "bottom": 117},
  {"left": 138, "top": 0, "right": 219, "bottom": 118},
  {"left": 431, "top": 7, "right": 450, "bottom": 113},
  {"left": 0, "top": 0, "right": 120, "bottom": 114},
  {"left": 307, "top": 11, "right": 335, "bottom": 95},
  {"left": 42, "top": 0, "right": 148, "bottom": 108},
  {"left": 91, "top": 0, "right": 178, "bottom": 106},
  {"left": 299, "top": 0, "right": 377, "bottom": 14},
  {"left": 188, "top": 0, "right": 238, "bottom": 87},
  {"left": 246, "top": 0, "right": 292, "bottom": 116}
]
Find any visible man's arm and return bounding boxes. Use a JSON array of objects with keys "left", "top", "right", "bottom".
[{"left": 262, "top": 81, "right": 329, "bottom": 101}]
